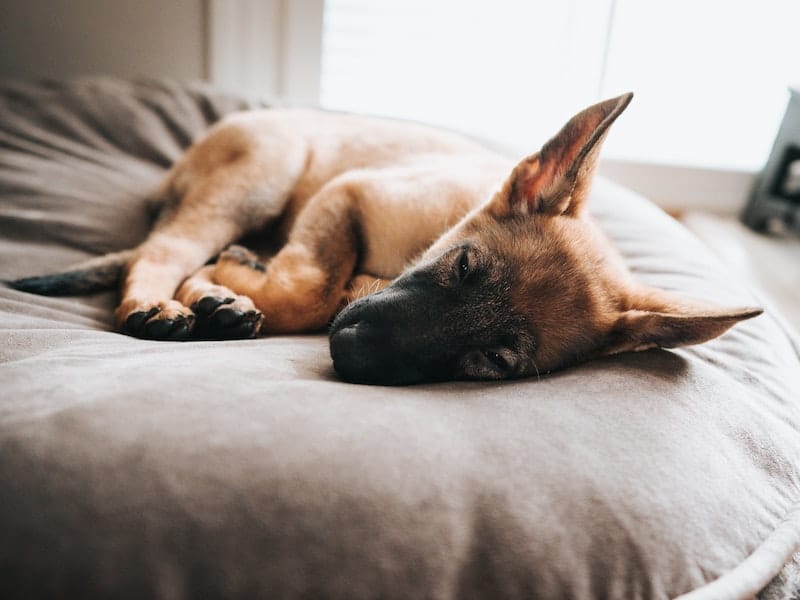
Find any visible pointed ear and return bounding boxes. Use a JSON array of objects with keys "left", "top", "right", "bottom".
[
  {"left": 490, "top": 92, "right": 633, "bottom": 219},
  {"left": 604, "top": 292, "right": 763, "bottom": 355}
]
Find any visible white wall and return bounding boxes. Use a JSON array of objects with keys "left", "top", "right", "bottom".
[
  {"left": 0, "top": 0, "right": 207, "bottom": 81},
  {"left": 207, "top": 0, "right": 322, "bottom": 103}
]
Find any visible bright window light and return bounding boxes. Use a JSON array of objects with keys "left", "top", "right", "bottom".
[
  {"left": 321, "top": 0, "right": 611, "bottom": 156},
  {"left": 320, "top": 0, "right": 800, "bottom": 171},
  {"left": 601, "top": 0, "right": 800, "bottom": 171}
]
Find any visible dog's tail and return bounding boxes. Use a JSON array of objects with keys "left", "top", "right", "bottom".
[{"left": 4, "top": 250, "right": 133, "bottom": 296}]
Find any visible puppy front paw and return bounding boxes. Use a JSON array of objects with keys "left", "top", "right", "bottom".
[
  {"left": 190, "top": 295, "right": 263, "bottom": 340},
  {"left": 117, "top": 299, "right": 195, "bottom": 341}
]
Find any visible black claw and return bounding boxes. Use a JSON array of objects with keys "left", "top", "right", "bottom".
[
  {"left": 143, "top": 314, "right": 194, "bottom": 340},
  {"left": 193, "top": 296, "right": 234, "bottom": 316},
  {"left": 225, "top": 321, "right": 258, "bottom": 339},
  {"left": 212, "top": 308, "right": 244, "bottom": 328},
  {"left": 144, "top": 317, "right": 174, "bottom": 338},
  {"left": 190, "top": 300, "right": 262, "bottom": 341},
  {"left": 125, "top": 307, "right": 160, "bottom": 333},
  {"left": 220, "top": 247, "right": 266, "bottom": 271},
  {"left": 166, "top": 320, "right": 191, "bottom": 341}
]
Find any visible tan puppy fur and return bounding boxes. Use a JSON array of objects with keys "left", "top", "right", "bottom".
[{"left": 9, "top": 94, "right": 761, "bottom": 383}]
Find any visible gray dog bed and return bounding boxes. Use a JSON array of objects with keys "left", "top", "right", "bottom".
[{"left": 0, "top": 78, "right": 798, "bottom": 599}]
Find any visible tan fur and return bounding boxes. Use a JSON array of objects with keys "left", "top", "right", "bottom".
[
  {"left": 117, "top": 109, "right": 506, "bottom": 335},
  {"left": 98, "top": 94, "right": 760, "bottom": 378}
]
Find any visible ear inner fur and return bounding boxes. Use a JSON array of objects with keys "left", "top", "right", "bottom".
[{"left": 496, "top": 92, "right": 633, "bottom": 218}]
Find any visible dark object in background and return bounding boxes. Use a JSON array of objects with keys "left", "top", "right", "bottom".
[{"left": 743, "top": 87, "right": 800, "bottom": 233}]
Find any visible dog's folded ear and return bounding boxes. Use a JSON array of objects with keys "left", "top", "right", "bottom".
[
  {"left": 490, "top": 92, "right": 633, "bottom": 219},
  {"left": 603, "top": 289, "right": 763, "bottom": 355}
]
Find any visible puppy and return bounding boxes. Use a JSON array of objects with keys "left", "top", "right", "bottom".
[{"left": 8, "top": 93, "right": 761, "bottom": 384}]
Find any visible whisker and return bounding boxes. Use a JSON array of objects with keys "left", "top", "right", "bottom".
[{"left": 531, "top": 358, "right": 541, "bottom": 382}]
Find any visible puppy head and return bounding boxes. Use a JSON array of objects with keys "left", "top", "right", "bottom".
[{"left": 330, "top": 94, "right": 761, "bottom": 384}]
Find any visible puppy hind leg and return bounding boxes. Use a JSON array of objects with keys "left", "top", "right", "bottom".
[{"left": 212, "top": 183, "right": 360, "bottom": 334}]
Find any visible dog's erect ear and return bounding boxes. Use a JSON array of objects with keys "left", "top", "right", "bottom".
[
  {"left": 603, "top": 290, "right": 762, "bottom": 355},
  {"left": 490, "top": 92, "right": 633, "bottom": 219}
]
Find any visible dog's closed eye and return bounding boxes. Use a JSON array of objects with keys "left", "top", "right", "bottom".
[
  {"left": 483, "top": 349, "right": 509, "bottom": 370},
  {"left": 461, "top": 347, "right": 517, "bottom": 379}
]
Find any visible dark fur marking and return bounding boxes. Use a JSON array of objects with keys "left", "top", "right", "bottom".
[{"left": 6, "top": 264, "right": 122, "bottom": 296}]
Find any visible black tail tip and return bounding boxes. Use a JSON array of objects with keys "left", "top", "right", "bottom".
[
  {"left": 4, "top": 270, "right": 117, "bottom": 296},
  {"left": 5, "top": 274, "right": 70, "bottom": 296}
]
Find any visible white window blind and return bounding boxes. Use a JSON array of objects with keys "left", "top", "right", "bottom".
[
  {"left": 320, "top": 0, "right": 612, "bottom": 156},
  {"left": 600, "top": 0, "right": 800, "bottom": 171},
  {"left": 320, "top": 0, "right": 800, "bottom": 171}
]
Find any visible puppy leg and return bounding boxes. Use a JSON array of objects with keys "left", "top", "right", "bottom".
[
  {"left": 118, "top": 124, "right": 308, "bottom": 340},
  {"left": 212, "top": 183, "right": 360, "bottom": 333},
  {"left": 175, "top": 264, "right": 263, "bottom": 340},
  {"left": 117, "top": 189, "right": 254, "bottom": 340}
]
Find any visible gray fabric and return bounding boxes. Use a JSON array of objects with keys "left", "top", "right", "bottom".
[{"left": 0, "top": 78, "right": 798, "bottom": 599}]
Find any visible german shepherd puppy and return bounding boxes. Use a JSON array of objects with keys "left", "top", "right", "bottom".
[{"left": 8, "top": 93, "right": 761, "bottom": 384}]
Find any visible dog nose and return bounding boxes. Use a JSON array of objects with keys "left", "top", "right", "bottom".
[
  {"left": 329, "top": 320, "right": 422, "bottom": 385},
  {"left": 330, "top": 321, "right": 386, "bottom": 383},
  {"left": 330, "top": 322, "right": 367, "bottom": 379}
]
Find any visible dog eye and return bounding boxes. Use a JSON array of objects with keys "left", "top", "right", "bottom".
[
  {"left": 456, "top": 248, "right": 470, "bottom": 280},
  {"left": 483, "top": 349, "right": 509, "bottom": 371}
]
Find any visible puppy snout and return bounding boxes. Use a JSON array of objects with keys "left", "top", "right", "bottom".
[{"left": 330, "top": 321, "right": 390, "bottom": 383}]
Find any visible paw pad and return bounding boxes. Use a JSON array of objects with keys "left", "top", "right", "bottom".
[
  {"left": 124, "top": 307, "right": 194, "bottom": 341},
  {"left": 191, "top": 295, "right": 263, "bottom": 340}
]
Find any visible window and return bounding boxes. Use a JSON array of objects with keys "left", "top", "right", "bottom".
[
  {"left": 320, "top": 0, "right": 611, "bottom": 156},
  {"left": 600, "top": 0, "right": 800, "bottom": 171},
  {"left": 320, "top": 0, "right": 800, "bottom": 171}
]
